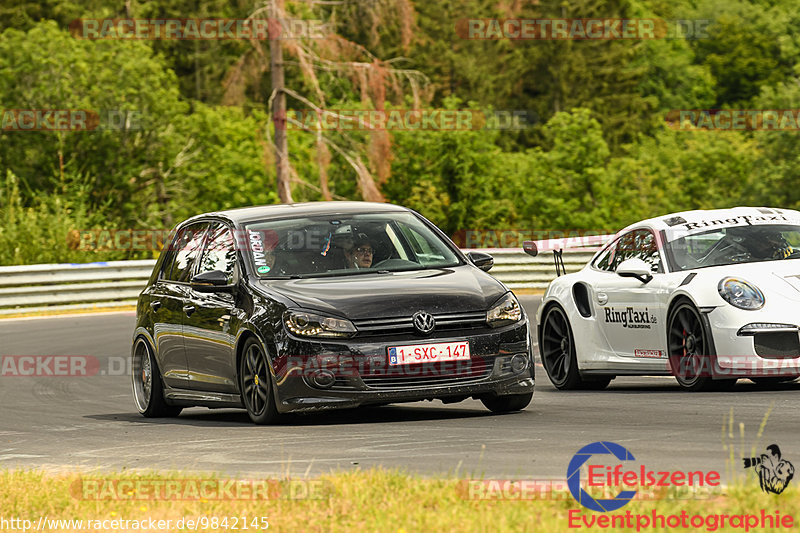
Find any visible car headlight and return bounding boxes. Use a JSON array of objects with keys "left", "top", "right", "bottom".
[
  {"left": 283, "top": 310, "right": 357, "bottom": 338},
  {"left": 487, "top": 292, "right": 522, "bottom": 327},
  {"left": 718, "top": 278, "right": 765, "bottom": 310}
]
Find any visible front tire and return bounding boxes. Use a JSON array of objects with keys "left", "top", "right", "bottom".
[
  {"left": 239, "top": 338, "right": 282, "bottom": 425},
  {"left": 131, "top": 338, "right": 182, "bottom": 418},
  {"left": 481, "top": 393, "right": 533, "bottom": 413},
  {"left": 667, "top": 301, "right": 722, "bottom": 392},
  {"left": 540, "top": 305, "right": 585, "bottom": 389}
]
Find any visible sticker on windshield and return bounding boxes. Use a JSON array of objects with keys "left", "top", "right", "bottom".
[
  {"left": 257, "top": 265, "right": 271, "bottom": 274},
  {"left": 666, "top": 214, "right": 800, "bottom": 241},
  {"left": 249, "top": 229, "right": 267, "bottom": 267}
]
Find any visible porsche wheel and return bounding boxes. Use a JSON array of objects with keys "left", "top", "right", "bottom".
[
  {"left": 239, "top": 338, "right": 282, "bottom": 425},
  {"left": 540, "top": 305, "right": 584, "bottom": 390},
  {"left": 132, "top": 338, "right": 182, "bottom": 418},
  {"left": 667, "top": 301, "right": 725, "bottom": 392}
]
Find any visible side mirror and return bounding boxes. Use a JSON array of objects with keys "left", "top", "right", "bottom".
[
  {"left": 467, "top": 251, "right": 494, "bottom": 272},
  {"left": 616, "top": 258, "right": 653, "bottom": 284},
  {"left": 522, "top": 240, "right": 538, "bottom": 257},
  {"left": 191, "top": 270, "right": 234, "bottom": 292}
]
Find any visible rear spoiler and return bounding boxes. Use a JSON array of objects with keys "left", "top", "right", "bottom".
[
  {"left": 523, "top": 240, "right": 566, "bottom": 276},
  {"left": 523, "top": 234, "right": 615, "bottom": 277}
]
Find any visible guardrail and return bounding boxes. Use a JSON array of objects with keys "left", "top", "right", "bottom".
[{"left": 0, "top": 238, "right": 610, "bottom": 315}]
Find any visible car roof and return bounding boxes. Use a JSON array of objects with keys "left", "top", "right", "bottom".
[
  {"left": 623, "top": 206, "right": 800, "bottom": 233},
  {"left": 179, "top": 201, "right": 410, "bottom": 227}
]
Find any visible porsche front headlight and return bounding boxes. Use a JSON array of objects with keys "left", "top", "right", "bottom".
[
  {"left": 283, "top": 310, "right": 357, "bottom": 338},
  {"left": 487, "top": 292, "right": 522, "bottom": 327},
  {"left": 718, "top": 278, "right": 765, "bottom": 310}
]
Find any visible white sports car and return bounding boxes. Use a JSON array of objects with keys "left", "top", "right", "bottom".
[{"left": 527, "top": 207, "right": 800, "bottom": 391}]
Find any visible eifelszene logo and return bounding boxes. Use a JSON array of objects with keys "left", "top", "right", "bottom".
[
  {"left": 567, "top": 441, "right": 721, "bottom": 513},
  {"left": 743, "top": 444, "right": 795, "bottom": 494},
  {"left": 568, "top": 441, "right": 637, "bottom": 512}
]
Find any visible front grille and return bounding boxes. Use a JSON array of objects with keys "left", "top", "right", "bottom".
[
  {"left": 352, "top": 311, "right": 487, "bottom": 337},
  {"left": 331, "top": 377, "right": 353, "bottom": 389},
  {"left": 360, "top": 358, "right": 492, "bottom": 389},
  {"left": 754, "top": 332, "right": 800, "bottom": 358}
]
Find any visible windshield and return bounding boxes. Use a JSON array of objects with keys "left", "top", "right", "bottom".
[
  {"left": 666, "top": 224, "right": 800, "bottom": 271},
  {"left": 243, "top": 212, "right": 462, "bottom": 278}
]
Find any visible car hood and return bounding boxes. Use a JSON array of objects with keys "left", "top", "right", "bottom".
[
  {"left": 688, "top": 260, "right": 800, "bottom": 302},
  {"left": 258, "top": 265, "right": 507, "bottom": 319}
]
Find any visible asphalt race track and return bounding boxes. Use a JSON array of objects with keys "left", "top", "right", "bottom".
[{"left": 1, "top": 295, "right": 799, "bottom": 479}]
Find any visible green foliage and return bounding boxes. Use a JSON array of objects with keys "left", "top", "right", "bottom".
[
  {"left": 0, "top": 170, "right": 128, "bottom": 265},
  {"left": 603, "top": 126, "right": 764, "bottom": 225},
  {"left": 752, "top": 79, "right": 800, "bottom": 210},
  {"left": 0, "top": 20, "right": 188, "bottom": 226},
  {"left": 168, "top": 103, "right": 280, "bottom": 221},
  {"left": 3, "top": 0, "right": 800, "bottom": 262},
  {"left": 385, "top": 99, "right": 517, "bottom": 235}
]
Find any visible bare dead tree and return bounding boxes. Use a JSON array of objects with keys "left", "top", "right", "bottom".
[
  {"left": 269, "top": 0, "right": 293, "bottom": 202},
  {"left": 229, "top": 0, "right": 428, "bottom": 204}
]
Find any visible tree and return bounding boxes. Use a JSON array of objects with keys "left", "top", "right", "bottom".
[{"left": 226, "top": 0, "right": 428, "bottom": 203}]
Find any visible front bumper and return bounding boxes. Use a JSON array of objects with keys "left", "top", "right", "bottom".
[
  {"left": 270, "top": 320, "right": 534, "bottom": 413},
  {"left": 707, "top": 307, "right": 800, "bottom": 378}
]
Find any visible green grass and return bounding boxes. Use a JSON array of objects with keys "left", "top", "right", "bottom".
[{"left": 1, "top": 469, "right": 796, "bottom": 532}]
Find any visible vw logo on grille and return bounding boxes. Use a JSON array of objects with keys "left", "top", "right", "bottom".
[{"left": 412, "top": 311, "right": 435, "bottom": 334}]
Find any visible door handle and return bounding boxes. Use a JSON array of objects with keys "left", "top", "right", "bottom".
[
  {"left": 183, "top": 305, "right": 196, "bottom": 317},
  {"left": 150, "top": 301, "right": 162, "bottom": 312}
]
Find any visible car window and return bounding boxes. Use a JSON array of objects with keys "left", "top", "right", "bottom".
[
  {"left": 666, "top": 224, "right": 800, "bottom": 271},
  {"left": 244, "top": 212, "right": 462, "bottom": 277},
  {"left": 595, "top": 230, "right": 662, "bottom": 273},
  {"left": 594, "top": 239, "right": 619, "bottom": 272},
  {"left": 196, "top": 222, "right": 237, "bottom": 283},
  {"left": 161, "top": 222, "right": 209, "bottom": 282},
  {"left": 611, "top": 229, "right": 662, "bottom": 273},
  {"left": 395, "top": 223, "right": 450, "bottom": 266}
]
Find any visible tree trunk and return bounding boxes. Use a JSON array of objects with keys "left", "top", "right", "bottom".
[
  {"left": 316, "top": 132, "right": 332, "bottom": 201},
  {"left": 270, "top": 0, "right": 292, "bottom": 203}
]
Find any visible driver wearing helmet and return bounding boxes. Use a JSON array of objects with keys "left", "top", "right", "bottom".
[{"left": 741, "top": 228, "right": 793, "bottom": 260}]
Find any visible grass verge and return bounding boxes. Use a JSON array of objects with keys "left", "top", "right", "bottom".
[{"left": 0, "top": 469, "right": 796, "bottom": 532}]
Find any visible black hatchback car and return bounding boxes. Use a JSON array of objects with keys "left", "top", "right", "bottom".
[{"left": 132, "top": 202, "right": 534, "bottom": 424}]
